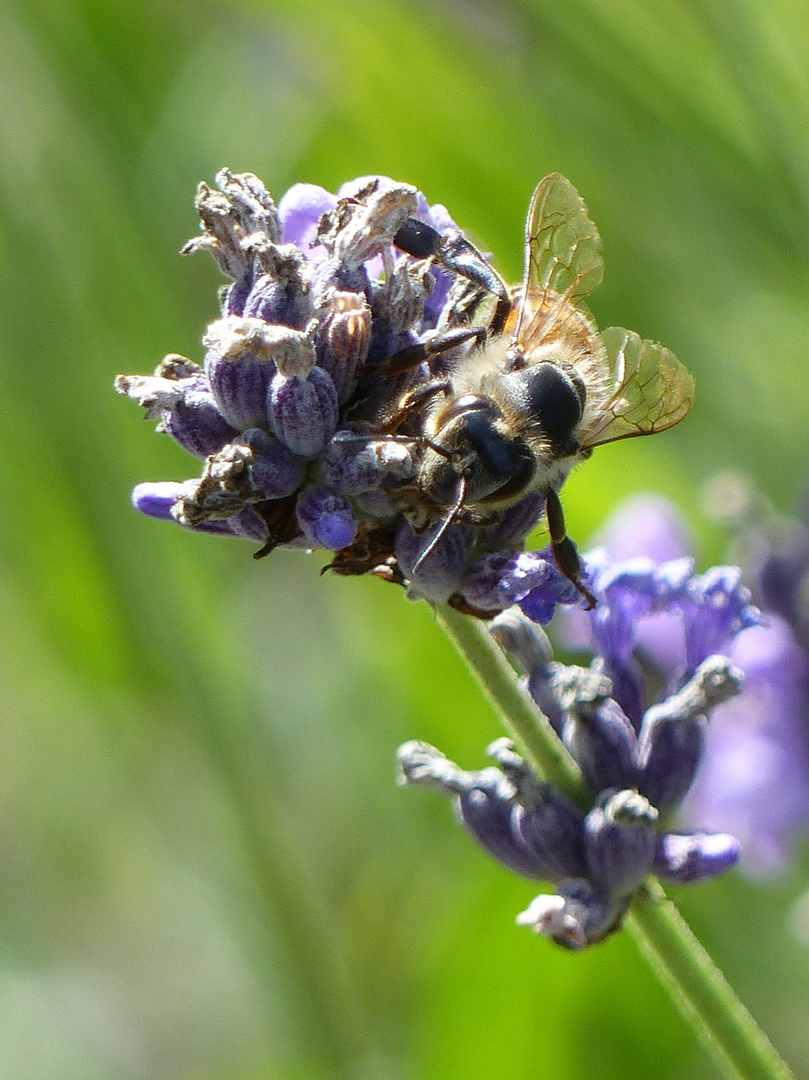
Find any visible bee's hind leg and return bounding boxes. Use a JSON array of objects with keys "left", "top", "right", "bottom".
[{"left": 545, "top": 488, "right": 597, "bottom": 610}]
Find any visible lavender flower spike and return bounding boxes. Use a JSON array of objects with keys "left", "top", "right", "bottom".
[{"left": 410, "top": 595, "right": 747, "bottom": 949}]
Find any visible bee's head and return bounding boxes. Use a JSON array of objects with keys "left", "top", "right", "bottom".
[{"left": 421, "top": 395, "right": 536, "bottom": 509}]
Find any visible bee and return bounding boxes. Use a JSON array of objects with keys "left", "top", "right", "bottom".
[{"left": 386, "top": 173, "right": 695, "bottom": 606}]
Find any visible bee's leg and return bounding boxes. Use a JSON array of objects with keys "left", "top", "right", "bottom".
[
  {"left": 393, "top": 219, "right": 512, "bottom": 336},
  {"left": 376, "top": 378, "right": 452, "bottom": 434},
  {"left": 332, "top": 379, "right": 451, "bottom": 442},
  {"left": 545, "top": 488, "right": 597, "bottom": 609},
  {"left": 386, "top": 326, "right": 486, "bottom": 375}
]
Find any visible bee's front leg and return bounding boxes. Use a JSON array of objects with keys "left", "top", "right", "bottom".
[{"left": 393, "top": 218, "right": 512, "bottom": 335}]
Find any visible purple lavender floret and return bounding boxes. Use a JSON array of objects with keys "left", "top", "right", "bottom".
[
  {"left": 559, "top": 677, "right": 639, "bottom": 794},
  {"left": 397, "top": 740, "right": 587, "bottom": 883},
  {"left": 583, "top": 789, "right": 658, "bottom": 896},
  {"left": 398, "top": 575, "right": 748, "bottom": 950},
  {"left": 673, "top": 566, "right": 763, "bottom": 677},
  {"left": 461, "top": 547, "right": 582, "bottom": 624}
]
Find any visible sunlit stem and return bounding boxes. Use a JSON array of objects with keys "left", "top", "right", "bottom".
[{"left": 436, "top": 604, "right": 795, "bottom": 1080}]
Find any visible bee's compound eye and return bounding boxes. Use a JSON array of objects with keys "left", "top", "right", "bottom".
[{"left": 525, "top": 364, "right": 584, "bottom": 448}]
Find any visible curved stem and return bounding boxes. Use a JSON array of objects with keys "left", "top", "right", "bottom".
[{"left": 436, "top": 604, "right": 795, "bottom": 1080}]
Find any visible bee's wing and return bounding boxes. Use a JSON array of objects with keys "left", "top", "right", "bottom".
[
  {"left": 511, "top": 173, "right": 604, "bottom": 342},
  {"left": 580, "top": 326, "right": 695, "bottom": 447}
]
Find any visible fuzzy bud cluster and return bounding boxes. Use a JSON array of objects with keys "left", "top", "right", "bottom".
[{"left": 117, "top": 169, "right": 580, "bottom": 615}]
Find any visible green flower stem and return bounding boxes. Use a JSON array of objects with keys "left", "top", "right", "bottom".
[
  {"left": 437, "top": 604, "right": 795, "bottom": 1080},
  {"left": 628, "top": 884, "right": 794, "bottom": 1080}
]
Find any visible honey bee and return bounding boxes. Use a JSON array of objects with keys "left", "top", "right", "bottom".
[{"left": 387, "top": 173, "right": 695, "bottom": 605}]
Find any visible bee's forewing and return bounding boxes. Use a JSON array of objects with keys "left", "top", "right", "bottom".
[
  {"left": 582, "top": 326, "right": 695, "bottom": 447},
  {"left": 511, "top": 173, "right": 604, "bottom": 343}
]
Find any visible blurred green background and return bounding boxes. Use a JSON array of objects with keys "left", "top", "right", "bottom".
[{"left": 1, "top": 0, "right": 808, "bottom": 1077}]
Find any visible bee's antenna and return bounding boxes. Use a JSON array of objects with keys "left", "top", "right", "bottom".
[{"left": 411, "top": 475, "right": 468, "bottom": 576}]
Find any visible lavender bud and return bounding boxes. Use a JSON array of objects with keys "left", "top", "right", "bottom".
[
  {"left": 395, "top": 521, "right": 468, "bottom": 604},
  {"left": 320, "top": 435, "right": 415, "bottom": 495},
  {"left": 132, "top": 481, "right": 238, "bottom": 537},
  {"left": 243, "top": 251, "right": 312, "bottom": 330},
  {"left": 115, "top": 369, "right": 240, "bottom": 459},
  {"left": 637, "top": 655, "right": 743, "bottom": 814},
  {"left": 654, "top": 832, "right": 741, "bottom": 884},
  {"left": 584, "top": 790, "right": 658, "bottom": 896},
  {"left": 238, "top": 428, "right": 306, "bottom": 500},
  {"left": 637, "top": 713, "right": 705, "bottom": 815},
  {"left": 396, "top": 741, "right": 543, "bottom": 879},
  {"left": 203, "top": 316, "right": 279, "bottom": 430},
  {"left": 455, "top": 771, "right": 551, "bottom": 880},
  {"left": 162, "top": 381, "right": 239, "bottom": 458},
  {"left": 132, "top": 481, "right": 186, "bottom": 521},
  {"left": 268, "top": 364, "right": 339, "bottom": 458},
  {"left": 484, "top": 738, "right": 587, "bottom": 881},
  {"left": 516, "top": 880, "right": 620, "bottom": 950},
  {"left": 315, "top": 291, "right": 372, "bottom": 403},
  {"left": 510, "top": 796, "right": 587, "bottom": 883},
  {"left": 295, "top": 485, "right": 358, "bottom": 550},
  {"left": 557, "top": 668, "right": 638, "bottom": 793}
]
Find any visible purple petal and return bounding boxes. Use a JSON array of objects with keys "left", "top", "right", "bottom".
[
  {"left": 677, "top": 566, "right": 763, "bottom": 673},
  {"left": 131, "top": 481, "right": 181, "bottom": 520},
  {"left": 654, "top": 832, "right": 740, "bottom": 884},
  {"left": 278, "top": 183, "right": 336, "bottom": 251},
  {"left": 462, "top": 548, "right": 579, "bottom": 622},
  {"left": 295, "top": 485, "right": 358, "bottom": 550}
]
